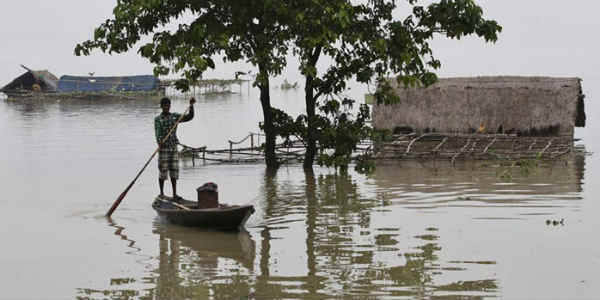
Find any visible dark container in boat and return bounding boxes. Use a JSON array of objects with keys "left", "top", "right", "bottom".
[{"left": 196, "top": 182, "right": 219, "bottom": 208}]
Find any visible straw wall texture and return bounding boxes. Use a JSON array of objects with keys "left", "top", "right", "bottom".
[{"left": 372, "top": 76, "right": 583, "bottom": 136}]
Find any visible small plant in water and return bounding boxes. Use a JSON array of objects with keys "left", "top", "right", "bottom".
[{"left": 493, "top": 151, "right": 541, "bottom": 180}]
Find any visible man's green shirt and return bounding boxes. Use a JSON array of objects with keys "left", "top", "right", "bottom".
[{"left": 154, "top": 110, "right": 194, "bottom": 148}]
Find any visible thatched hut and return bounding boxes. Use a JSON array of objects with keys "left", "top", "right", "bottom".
[
  {"left": 372, "top": 76, "right": 585, "bottom": 137},
  {"left": 1, "top": 65, "right": 58, "bottom": 95}
]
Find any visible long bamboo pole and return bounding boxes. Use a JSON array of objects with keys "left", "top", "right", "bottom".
[{"left": 106, "top": 104, "right": 193, "bottom": 217}]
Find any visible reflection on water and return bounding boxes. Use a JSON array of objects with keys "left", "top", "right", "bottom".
[
  {"left": 371, "top": 156, "right": 584, "bottom": 214},
  {"left": 75, "top": 152, "right": 586, "bottom": 299},
  {"left": 253, "top": 170, "right": 501, "bottom": 299},
  {"left": 1, "top": 97, "right": 590, "bottom": 299},
  {"left": 147, "top": 225, "right": 256, "bottom": 300},
  {"left": 77, "top": 219, "right": 147, "bottom": 299},
  {"left": 78, "top": 220, "right": 256, "bottom": 300},
  {"left": 107, "top": 218, "right": 143, "bottom": 256}
]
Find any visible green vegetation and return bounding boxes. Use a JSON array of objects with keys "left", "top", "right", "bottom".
[
  {"left": 280, "top": 79, "right": 298, "bottom": 90},
  {"left": 76, "top": 0, "right": 291, "bottom": 169},
  {"left": 278, "top": 0, "right": 501, "bottom": 172},
  {"left": 436, "top": 279, "right": 498, "bottom": 292},
  {"left": 364, "top": 94, "right": 375, "bottom": 105},
  {"left": 76, "top": 0, "right": 501, "bottom": 172},
  {"left": 490, "top": 150, "right": 541, "bottom": 180},
  {"left": 162, "top": 78, "right": 246, "bottom": 94}
]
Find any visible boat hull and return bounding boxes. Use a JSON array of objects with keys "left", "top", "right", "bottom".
[{"left": 152, "top": 196, "right": 255, "bottom": 230}]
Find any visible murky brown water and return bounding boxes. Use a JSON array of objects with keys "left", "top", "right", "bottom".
[{"left": 1, "top": 89, "right": 599, "bottom": 300}]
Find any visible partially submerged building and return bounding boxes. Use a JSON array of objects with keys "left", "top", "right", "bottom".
[
  {"left": 371, "top": 76, "right": 586, "bottom": 160},
  {"left": 1, "top": 65, "right": 58, "bottom": 95},
  {"left": 373, "top": 76, "right": 585, "bottom": 136},
  {"left": 57, "top": 75, "right": 160, "bottom": 93},
  {"left": 1, "top": 65, "right": 162, "bottom": 99}
]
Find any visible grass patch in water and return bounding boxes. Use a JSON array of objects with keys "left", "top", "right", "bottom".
[{"left": 435, "top": 279, "right": 498, "bottom": 292}]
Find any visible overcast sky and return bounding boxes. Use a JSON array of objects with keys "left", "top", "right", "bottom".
[{"left": 1, "top": 1, "right": 598, "bottom": 87}]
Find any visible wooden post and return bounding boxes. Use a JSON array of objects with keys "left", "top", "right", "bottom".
[
  {"left": 202, "top": 148, "right": 206, "bottom": 161},
  {"left": 251, "top": 133, "right": 254, "bottom": 150}
]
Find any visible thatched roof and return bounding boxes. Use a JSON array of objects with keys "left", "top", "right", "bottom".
[{"left": 372, "top": 76, "right": 585, "bottom": 137}]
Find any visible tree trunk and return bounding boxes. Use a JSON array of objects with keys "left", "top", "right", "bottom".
[
  {"left": 303, "top": 46, "right": 322, "bottom": 169},
  {"left": 258, "top": 67, "right": 278, "bottom": 169},
  {"left": 303, "top": 75, "right": 317, "bottom": 169}
]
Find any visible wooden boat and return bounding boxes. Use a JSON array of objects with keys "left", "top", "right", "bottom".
[{"left": 152, "top": 196, "right": 255, "bottom": 230}]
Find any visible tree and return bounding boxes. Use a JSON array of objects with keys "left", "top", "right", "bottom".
[
  {"left": 276, "top": 0, "right": 502, "bottom": 172},
  {"left": 75, "top": 1, "right": 292, "bottom": 169},
  {"left": 76, "top": 0, "right": 501, "bottom": 172},
  {"left": 284, "top": 0, "right": 502, "bottom": 171},
  {"left": 287, "top": 0, "right": 383, "bottom": 170}
]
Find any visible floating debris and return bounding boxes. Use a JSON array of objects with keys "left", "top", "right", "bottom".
[{"left": 546, "top": 218, "right": 565, "bottom": 226}]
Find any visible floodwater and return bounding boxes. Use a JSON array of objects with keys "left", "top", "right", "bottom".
[{"left": 0, "top": 86, "right": 598, "bottom": 300}]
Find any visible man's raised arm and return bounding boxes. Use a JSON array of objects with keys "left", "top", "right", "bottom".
[{"left": 180, "top": 97, "right": 196, "bottom": 122}]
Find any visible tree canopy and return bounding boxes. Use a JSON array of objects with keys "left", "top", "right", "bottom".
[
  {"left": 275, "top": 0, "right": 502, "bottom": 171},
  {"left": 76, "top": 1, "right": 291, "bottom": 89},
  {"left": 76, "top": 0, "right": 501, "bottom": 172},
  {"left": 76, "top": 0, "right": 296, "bottom": 168}
]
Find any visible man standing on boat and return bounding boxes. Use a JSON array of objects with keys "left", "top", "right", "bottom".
[{"left": 155, "top": 97, "right": 195, "bottom": 201}]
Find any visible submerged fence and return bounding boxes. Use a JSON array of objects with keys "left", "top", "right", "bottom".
[
  {"left": 178, "top": 130, "right": 581, "bottom": 167},
  {"left": 373, "top": 132, "right": 577, "bottom": 163},
  {"left": 179, "top": 132, "right": 307, "bottom": 165}
]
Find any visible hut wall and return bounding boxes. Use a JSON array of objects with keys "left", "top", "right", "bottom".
[
  {"left": 372, "top": 76, "right": 584, "bottom": 136},
  {"left": 57, "top": 75, "right": 159, "bottom": 93}
]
